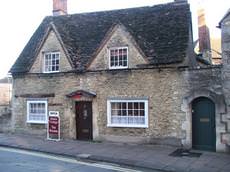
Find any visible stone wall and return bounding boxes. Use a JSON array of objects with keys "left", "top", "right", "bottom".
[
  {"left": 221, "top": 14, "right": 230, "bottom": 149},
  {"left": 181, "top": 67, "right": 228, "bottom": 151},
  {"left": 12, "top": 65, "right": 229, "bottom": 152},
  {"left": 12, "top": 68, "right": 186, "bottom": 145}
]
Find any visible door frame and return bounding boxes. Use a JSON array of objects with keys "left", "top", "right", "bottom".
[
  {"left": 191, "top": 97, "right": 216, "bottom": 151},
  {"left": 75, "top": 101, "right": 93, "bottom": 140},
  {"left": 181, "top": 89, "right": 226, "bottom": 152}
]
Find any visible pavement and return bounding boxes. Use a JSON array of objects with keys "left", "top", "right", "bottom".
[{"left": 0, "top": 133, "right": 229, "bottom": 172}]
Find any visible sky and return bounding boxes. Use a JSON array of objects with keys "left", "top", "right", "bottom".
[{"left": 0, "top": 0, "right": 229, "bottom": 78}]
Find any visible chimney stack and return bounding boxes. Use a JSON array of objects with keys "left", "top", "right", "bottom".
[
  {"left": 197, "top": 8, "right": 211, "bottom": 53},
  {"left": 53, "top": 0, "right": 67, "bottom": 16}
]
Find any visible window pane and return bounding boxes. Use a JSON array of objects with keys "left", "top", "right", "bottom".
[
  {"left": 134, "top": 109, "right": 139, "bottom": 116},
  {"left": 123, "top": 60, "right": 127, "bottom": 67},
  {"left": 119, "top": 60, "right": 122, "bottom": 66},
  {"left": 118, "top": 109, "right": 122, "bottom": 116},
  {"left": 140, "top": 102, "right": 145, "bottom": 109},
  {"left": 111, "top": 103, "right": 116, "bottom": 110},
  {"left": 128, "top": 109, "right": 133, "bottom": 116},
  {"left": 122, "top": 48, "right": 127, "bottom": 55},
  {"left": 140, "top": 110, "right": 145, "bottom": 116},
  {"left": 128, "top": 102, "right": 133, "bottom": 109},
  {"left": 114, "top": 56, "right": 118, "bottom": 66},
  {"left": 117, "top": 103, "right": 121, "bottom": 110},
  {"left": 114, "top": 49, "right": 118, "bottom": 56},
  {"left": 119, "top": 49, "right": 122, "bottom": 55},
  {"left": 111, "top": 61, "right": 114, "bottom": 67},
  {"left": 111, "top": 110, "right": 117, "bottom": 116},
  {"left": 123, "top": 55, "right": 127, "bottom": 61},
  {"left": 122, "top": 103, "right": 126, "bottom": 109},
  {"left": 134, "top": 102, "right": 138, "bottom": 109},
  {"left": 122, "top": 109, "right": 127, "bottom": 116},
  {"left": 52, "top": 54, "right": 56, "bottom": 60}
]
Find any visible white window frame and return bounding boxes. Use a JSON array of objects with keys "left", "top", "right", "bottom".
[
  {"left": 43, "top": 52, "right": 60, "bottom": 73},
  {"left": 109, "top": 47, "right": 128, "bottom": 69},
  {"left": 107, "top": 99, "right": 148, "bottom": 128},
  {"left": 27, "top": 100, "right": 48, "bottom": 124}
]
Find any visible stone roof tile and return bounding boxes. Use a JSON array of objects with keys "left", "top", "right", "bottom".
[{"left": 10, "top": 2, "right": 191, "bottom": 73}]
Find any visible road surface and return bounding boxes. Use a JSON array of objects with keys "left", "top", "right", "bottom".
[{"left": 0, "top": 146, "right": 158, "bottom": 172}]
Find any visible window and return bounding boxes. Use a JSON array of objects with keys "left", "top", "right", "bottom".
[
  {"left": 44, "top": 52, "right": 60, "bottom": 73},
  {"left": 109, "top": 47, "right": 128, "bottom": 69},
  {"left": 107, "top": 99, "right": 148, "bottom": 128},
  {"left": 27, "top": 100, "right": 47, "bottom": 124}
]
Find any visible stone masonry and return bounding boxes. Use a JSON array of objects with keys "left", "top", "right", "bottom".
[
  {"left": 11, "top": 22, "right": 230, "bottom": 152},
  {"left": 221, "top": 13, "right": 230, "bottom": 148}
]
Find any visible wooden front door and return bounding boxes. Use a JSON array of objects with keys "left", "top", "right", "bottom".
[
  {"left": 76, "top": 102, "right": 92, "bottom": 140},
  {"left": 192, "top": 97, "right": 216, "bottom": 151}
]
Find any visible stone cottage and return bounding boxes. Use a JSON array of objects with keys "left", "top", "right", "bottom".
[{"left": 10, "top": 0, "right": 230, "bottom": 152}]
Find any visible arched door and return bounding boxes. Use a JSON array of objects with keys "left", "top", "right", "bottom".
[{"left": 192, "top": 97, "right": 216, "bottom": 151}]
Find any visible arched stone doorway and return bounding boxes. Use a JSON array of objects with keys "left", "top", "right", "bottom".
[
  {"left": 181, "top": 89, "right": 226, "bottom": 152},
  {"left": 192, "top": 97, "right": 216, "bottom": 151}
]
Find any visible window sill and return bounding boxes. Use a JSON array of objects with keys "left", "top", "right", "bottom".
[
  {"left": 43, "top": 71, "right": 60, "bottom": 74},
  {"left": 27, "top": 121, "right": 47, "bottom": 124},
  {"left": 109, "top": 66, "right": 128, "bottom": 70},
  {"left": 107, "top": 124, "right": 148, "bottom": 128}
]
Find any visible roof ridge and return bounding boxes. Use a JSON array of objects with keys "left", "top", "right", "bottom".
[{"left": 49, "top": 1, "right": 188, "bottom": 18}]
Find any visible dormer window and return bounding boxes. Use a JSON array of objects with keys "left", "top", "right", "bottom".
[
  {"left": 44, "top": 52, "right": 60, "bottom": 73},
  {"left": 109, "top": 47, "right": 128, "bottom": 69}
]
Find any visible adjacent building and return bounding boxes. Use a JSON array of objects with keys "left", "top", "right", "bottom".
[{"left": 0, "top": 76, "right": 12, "bottom": 132}]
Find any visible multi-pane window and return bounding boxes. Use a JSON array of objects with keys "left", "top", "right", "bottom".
[
  {"left": 44, "top": 52, "right": 60, "bottom": 73},
  {"left": 107, "top": 99, "right": 148, "bottom": 128},
  {"left": 27, "top": 100, "right": 47, "bottom": 124},
  {"left": 109, "top": 47, "right": 128, "bottom": 69}
]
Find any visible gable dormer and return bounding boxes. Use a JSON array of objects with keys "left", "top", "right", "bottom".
[
  {"left": 29, "top": 28, "right": 72, "bottom": 73},
  {"left": 87, "top": 24, "right": 148, "bottom": 70}
]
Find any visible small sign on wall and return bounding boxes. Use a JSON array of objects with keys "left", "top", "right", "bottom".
[{"left": 47, "top": 111, "right": 60, "bottom": 141}]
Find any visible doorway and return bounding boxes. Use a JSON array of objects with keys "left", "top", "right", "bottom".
[
  {"left": 192, "top": 97, "right": 216, "bottom": 151},
  {"left": 75, "top": 102, "right": 92, "bottom": 140}
]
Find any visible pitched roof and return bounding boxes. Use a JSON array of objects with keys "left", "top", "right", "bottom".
[
  {"left": 218, "top": 9, "right": 230, "bottom": 28},
  {"left": 10, "top": 2, "right": 191, "bottom": 73}
]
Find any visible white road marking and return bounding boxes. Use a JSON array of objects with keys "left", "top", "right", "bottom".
[{"left": 0, "top": 146, "right": 142, "bottom": 172}]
